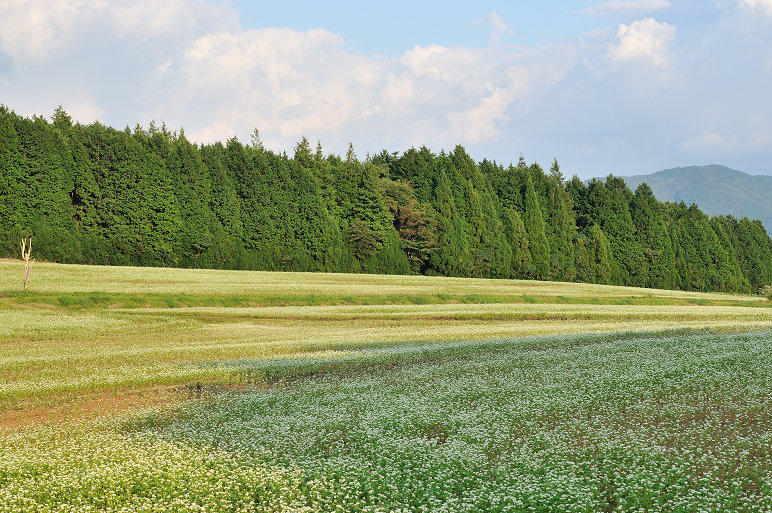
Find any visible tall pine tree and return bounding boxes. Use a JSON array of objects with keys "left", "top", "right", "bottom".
[
  {"left": 524, "top": 175, "right": 550, "bottom": 279},
  {"left": 630, "top": 183, "right": 676, "bottom": 289}
]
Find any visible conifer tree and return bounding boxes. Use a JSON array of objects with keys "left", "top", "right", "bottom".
[
  {"left": 286, "top": 158, "right": 342, "bottom": 271},
  {"left": 732, "top": 217, "right": 772, "bottom": 292},
  {"left": 200, "top": 143, "right": 244, "bottom": 268},
  {"left": 331, "top": 150, "right": 394, "bottom": 269},
  {"left": 710, "top": 216, "right": 747, "bottom": 292},
  {"left": 294, "top": 136, "right": 313, "bottom": 169},
  {"left": 482, "top": 190, "right": 513, "bottom": 279},
  {"left": 566, "top": 175, "right": 592, "bottom": 233},
  {"left": 467, "top": 181, "right": 487, "bottom": 277},
  {"left": 503, "top": 209, "right": 531, "bottom": 278},
  {"left": 429, "top": 169, "right": 471, "bottom": 277},
  {"left": 548, "top": 158, "right": 564, "bottom": 184},
  {"left": 601, "top": 176, "right": 644, "bottom": 285},
  {"left": 665, "top": 203, "right": 737, "bottom": 292},
  {"left": 588, "top": 224, "right": 613, "bottom": 284},
  {"left": 487, "top": 162, "right": 524, "bottom": 213},
  {"left": 133, "top": 129, "right": 181, "bottom": 266},
  {"left": 385, "top": 146, "right": 435, "bottom": 203},
  {"left": 224, "top": 137, "right": 279, "bottom": 268},
  {"left": 12, "top": 114, "right": 78, "bottom": 262},
  {"left": 170, "top": 133, "right": 214, "bottom": 266},
  {"left": 524, "top": 175, "right": 550, "bottom": 279},
  {"left": 545, "top": 162, "right": 577, "bottom": 281},
  {"left": 0, "top": 108, "right": 25, "bottom": 253},
  {"left": 631, "top": 183, "right": 676, "bottom": 289}
]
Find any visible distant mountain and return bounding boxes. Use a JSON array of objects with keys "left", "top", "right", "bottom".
[{"left": 618, "top": 165, "right": 772, "bottom": 234}]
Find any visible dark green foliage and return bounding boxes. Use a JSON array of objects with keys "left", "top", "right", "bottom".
[
  {"left": 360, "top": 228, "right": 411, "bottom": 275},
  {"left": 631, "top": 183, "right": 676, "bottom": 289},
  {"left": 428, "top": 169, "right": 471, "bottom": 277},
  {"left": 545, "top": 161, "right": 577, "bottom": 281},
  {"left": 524, "top": 175, "right": 550, "bottom": 279},
  {"left": 665, "top": 203, "right": 741, "bottom": 293},
  {"left": 725, "top": 216, "right": 772, "bottom": 293},
  {"left": 200, "top": 143, "right": 244, "bottom": 268},
  {"left": 566, "top": 175, "right": 591, "bottom": 233},
  {"left": 586, "top": 177, "right": 645, "bottom": 285},
  {"left": 709, "top": 216, "right": 748, "bottom": 293},
  {"left": 347, "top": 220, "right": 380, "bottom": 261},
  {"left": 1, "top": 105, "right": 770, "bottom": 294},
  {"left": 333, "top": 151, "right": 394, "bottom": 270},
  {"left": 168, "top": 133, "right": 214, "bottom": 266},
  {"left": 383, "top": 179, "right": 437, "bottom": 274},
  {"left": 380, "top": 146, "right": 435, "bottom": 203},
  {"left": 110, "top": 126, "right": 181, "bottom": 266},
  {"left": 0, "top": 108, "right": 25, "bottom": 254},
  {"left": 587, "top": 224, "right": 613, "bottom": 284},
  {"left": 456, "top": 149, "right": 513, "bottom": 279},
  {"left": 503, "top": 209, "right": 531, "bottom": 278}
]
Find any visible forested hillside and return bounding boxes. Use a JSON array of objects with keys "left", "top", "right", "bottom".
[
  {"left": 2, "top": 106, "right": 771, "bottom": 294},
  {"left": 621, "top": 165, "right": 772, "bottom": 234}
]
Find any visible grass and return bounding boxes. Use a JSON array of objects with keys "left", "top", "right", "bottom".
[
  {"left": 1, "top": 260, "right": 771, "bottom": 413},
  {"left": 2, "top": 260, "right": 767, "bottom": 303},
  {"left": 1, "top": 260, "right": 772, "bottom": 511}
]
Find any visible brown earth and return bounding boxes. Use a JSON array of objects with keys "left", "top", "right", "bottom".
[{"left": 0, "top": 386, "right": 183, "bottom": 430}]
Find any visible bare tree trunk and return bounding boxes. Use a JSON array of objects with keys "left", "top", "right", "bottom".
[{"left": 20, "top": 237, "right": 32, "bottom": 290}]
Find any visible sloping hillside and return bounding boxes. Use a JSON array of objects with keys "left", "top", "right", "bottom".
[{"left": 621, "top": 165, "right": 772, "bottom": 233}]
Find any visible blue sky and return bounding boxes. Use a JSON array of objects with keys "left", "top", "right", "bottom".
[
  {"left": 227, "top": 1, "right": 721, "bottom": 53},
  {"left": 1, "top": 0, "right": 771, "bottom": 178},
  {"left": 228, "top": 1, "right": 604, "bottom": 52}
]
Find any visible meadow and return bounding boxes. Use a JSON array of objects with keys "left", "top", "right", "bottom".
[{"left": 1, "top": 260, "right": 771, "bottom": 511}]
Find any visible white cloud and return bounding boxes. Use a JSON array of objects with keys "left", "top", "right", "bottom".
[
  {"left": 608, "top": 18, "right": 675, "bottom": 67},
  {"left": 448, "top": 81, "right": 524, "bottom": 143},
  {"left": 737, "top": 0, "right": 772, "bottom": 13},
  {"left": 680, "top": 131, "right": 736, "bottom": 150},
  {"left": 401, "top": 45, "right": 452, "bottom": 79},
  {"left": 177, "top": 31, "right": 535, "bottom": 150},
  {"left": 179, "top": 27, "right": 385, "bottom": 142},
  {"left": 0, "top": 0, "right": 237, "bottom": 60}
]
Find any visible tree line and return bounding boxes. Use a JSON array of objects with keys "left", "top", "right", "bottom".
[{"left": 1, "top": 105, "right": 771, "bottom": 294}]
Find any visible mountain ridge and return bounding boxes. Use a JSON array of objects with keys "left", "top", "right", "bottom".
[{"left": 616, "top": 165, "right": 772, "bottom": 234}]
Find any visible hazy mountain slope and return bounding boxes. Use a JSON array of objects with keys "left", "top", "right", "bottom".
[{"left": 620, "top": 165, "right": 772, "bottom": 233}]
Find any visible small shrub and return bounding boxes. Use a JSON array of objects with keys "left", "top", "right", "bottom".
[{"left": 761, "top": 285, "right": 772, "bottom": 300}]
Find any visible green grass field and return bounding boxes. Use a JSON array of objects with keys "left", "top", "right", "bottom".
[{"left": 1, "top": 261, "right": 771, "bottom": 511}]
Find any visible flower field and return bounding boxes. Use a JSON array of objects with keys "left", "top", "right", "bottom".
[
  {"left": 1, "top": 261, "right": 771, "bottom": 511},
  {"left": 2, "top": 331, "right": 772, "bottom": 511}
]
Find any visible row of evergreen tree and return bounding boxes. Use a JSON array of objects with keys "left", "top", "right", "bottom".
[{"left": 1, "top": 106, "right": 771, "bottom": 294}]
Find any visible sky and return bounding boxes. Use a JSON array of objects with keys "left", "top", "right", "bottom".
[{"left": 1, "top": 0, "right": 771, "bottom": 178}]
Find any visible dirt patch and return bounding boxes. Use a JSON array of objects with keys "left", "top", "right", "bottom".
[
  {"left": 0, "top": 382, "right": 257, "bottom": 431},
  {"left": 0, "top": 386, "right": 184, "bottom": 430}
]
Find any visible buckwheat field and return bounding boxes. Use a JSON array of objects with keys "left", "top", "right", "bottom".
[{"left": 1, "top": 261, "right": 771, "bottom": 512}]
